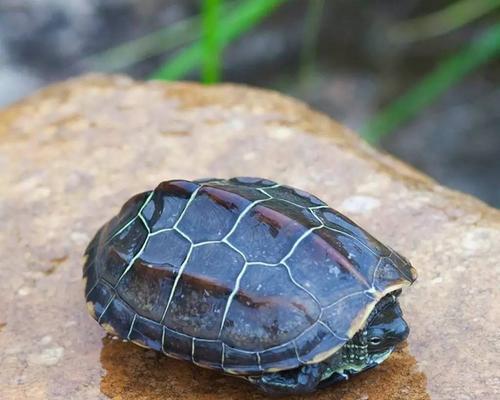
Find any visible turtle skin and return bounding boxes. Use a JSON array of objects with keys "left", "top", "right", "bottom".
[{"left": 83, "top": 177, "right": 416, "bottom": 376}]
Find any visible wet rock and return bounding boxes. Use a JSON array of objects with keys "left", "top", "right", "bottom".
[{"left": 1, "top": 75, "right": 498, "bottom": 399}]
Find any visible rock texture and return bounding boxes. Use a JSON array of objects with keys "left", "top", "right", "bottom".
[{"left": 0, "top": 75, "right": 498, "bottom": 400}]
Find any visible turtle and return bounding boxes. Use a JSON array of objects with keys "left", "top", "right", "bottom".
[{"left": 83, "top": 177, "right": 417, "bottom": 395}]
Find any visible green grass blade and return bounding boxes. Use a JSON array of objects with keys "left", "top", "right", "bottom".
[
  {"left": 151, "top": 0, "right": 286, "bottom": 80},
  {"left": 361, "top": 22, "right": 500, "bottom": 144},
  {"left": 390, "top": 0, "right": 500, "bottom": 43},
  {"left": 82, "top": 2, "right": 235, "bottom": 72},
  {"left": 202, "top": 0, "right": 222, "bottom": 83},
  {"left": 83, "top": 17, "right": 199, "bottom": 72},
  {"left": 299, "top": 0, "right": 324, "bottom": 82}
]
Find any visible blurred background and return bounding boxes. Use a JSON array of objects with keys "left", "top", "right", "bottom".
[{"left": 0, "top": 0, "right": 499, "bottom": 206}]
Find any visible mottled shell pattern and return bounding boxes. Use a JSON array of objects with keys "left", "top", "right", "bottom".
[{"left": 83, "top": 177, "right": 416, "bottom": 375}]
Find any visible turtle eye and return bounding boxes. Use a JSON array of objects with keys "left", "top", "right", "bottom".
[{"left": 369, "top": 337, "right": 382, "bottom": 346}]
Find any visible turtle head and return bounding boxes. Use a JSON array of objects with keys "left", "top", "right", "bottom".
[
  {"left": 327, "top": 292, "right": 409, "bottom": 378},
  {"left": 364, "top": 293, "right": 409, "bottom": 356}
]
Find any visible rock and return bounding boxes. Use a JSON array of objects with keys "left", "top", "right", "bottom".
[
  {"left": 0, "top": 74, "right": 498, "bottom": 400},
  {"left": 28, "top": 347, "right": 65, "bottom": 367}
]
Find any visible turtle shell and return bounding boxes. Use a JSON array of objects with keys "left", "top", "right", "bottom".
[{"left": 83, "top": 177, "right": 416, "bottom": 375}]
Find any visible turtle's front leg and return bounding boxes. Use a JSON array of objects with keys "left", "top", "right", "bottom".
[
  {"left": 247, "top": 363, "right": 325, "bottom": 395},
  {"left": 317, "top": 371, "right": 348, "bottom": 388}
]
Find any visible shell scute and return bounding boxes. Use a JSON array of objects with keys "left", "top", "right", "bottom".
[
  {"left": 259, "top": 345, "right": 298, "bottom": 372},
  {"left": 264, "top": 185, "right": 326, "bottom": 208},
  {"left": 129, "top": 315, "right": 163, "bottom": 351},
  {"left": 321, "top": 292, "right": 374, "bottom": 340},
  {"left": 373, "top": 252, "right": 416, "bottom": 292},
  {"left": 162, "top": 327, "right": 192, "bottom": 360},
  {"left": 109, "top": 218, "right": 148, "bottom": 261},
  {"left": 142, "top": 180, "right": 199, "bottom": 232},
  {"left": 228, "top": 176, "right": 277, "bottom": 188},
  {"left": 86, "top": 280, "right": 114, "bottom": 321},
  {"left": 164, "top": 243, "right": 245, "bottom": 339},
  {"left": 387, "top": 251, "right": 417, "bottom": 283},
  {"left": 313, "top": 208, "right": 390, "bottom": 257},
  {"left": 221, "top": 264, "right": 321, "bottom": 351},
  {"left": 83, "top": 247, "right": 99, "bottom": 294},
  {"left": 141, "top": 230, "right": 190, "bottom": 267},
  {"left": 99, "top": 247, "right": 129, "bottom": 286},
  {"left": 293, "top": 322, "right": 342, "bottom": 364},
  {"left": 228, "top": 199, "right": 321, "bottom": 263},
  {"left": 223, "top": 346, "right": 261, "bottom": 374},
  {"left": 116, "top": 260, "right": 175, "bottom": 322},
  {"left": 177, "top": 185, "right": 253, "bottom": 243},
  {"left": 193, "top": 339, "right": 223, "bottom": 370},
  {"left": 97, "top": 215, "right": 149, "bottom": 287},
  {"left": 97, "top": 296, "right": 135, "bottom": 339},
  {"left": 105, "top": 191, "right": 151, "bottom": 237},
  {"left": 208, "top": 181, "right": 270, "bottom": 202},
  {"left": 286, "top": 228, "right": 372, "bottom": 307}
]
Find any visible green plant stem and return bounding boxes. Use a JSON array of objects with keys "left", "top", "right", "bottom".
[
  {"left": 299, "top": 0, "right": 324, "bottom": 82},
  {"left": 391, "top": 0, "right": 500, "bottom": 42},
  {"left": 83, "top": 17, "right": 199, "bottom": 72},
  {"left": 361, "top": 23, "right": 500, "bottom": 144},
  {"left": 202, "top": 0, "right": 222, "bottom": 83},
  {"left": 151, "top": 0, "right": 286, "bottom": 80},
  {"left": 82, "top": 3, "right": 235, "bottom": 72}
]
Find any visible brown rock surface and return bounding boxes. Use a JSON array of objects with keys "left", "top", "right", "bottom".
[{"left": 0, "top": 75, "right": 498, "bottom": 400}]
